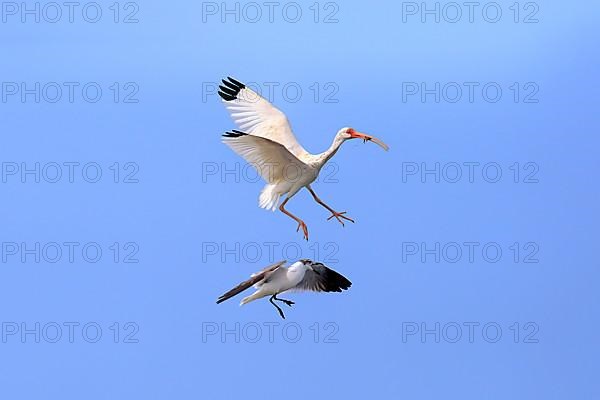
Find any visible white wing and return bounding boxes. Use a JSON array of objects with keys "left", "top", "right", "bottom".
[
  {"left": 222, "top": 130, "right": 309, "bottom": 184},
  {"left": 219, "top": 77, "right": 310, "bottom": 161}
]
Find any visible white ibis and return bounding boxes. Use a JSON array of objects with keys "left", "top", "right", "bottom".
[
  {"left": 219, "top": 77, "right": 389, "bottom": 240},
  {"left": 216, "top": 259, "right": 352, "bottom": 319}
]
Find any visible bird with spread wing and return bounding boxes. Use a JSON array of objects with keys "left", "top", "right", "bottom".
[
  {"left": 216, "top": 259, "right": 352, "bottom": 319},
  {"left": 219, "top": 77, "right": 389, "bottom": 240}
]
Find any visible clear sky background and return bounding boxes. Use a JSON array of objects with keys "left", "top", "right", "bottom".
[{"left": 1, "top": 0, "right": 598, "bottom": 398}]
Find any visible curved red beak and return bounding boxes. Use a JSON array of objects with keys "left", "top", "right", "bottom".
[{"left": 348, "top": 130, "right": 389, "bottom": 151}]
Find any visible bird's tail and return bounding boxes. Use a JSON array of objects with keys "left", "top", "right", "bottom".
[
  {"left": 240, "top": 291, "right": 267, "bottom": 306},
  {"left": 259, "top": 184, "right": 280, "bottom": 211}
]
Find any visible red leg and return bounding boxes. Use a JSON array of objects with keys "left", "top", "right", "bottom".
[
  {"left": 307, "top": 186, "right": 354, "bottom": 226},
  {"left": 279, "top": 198, "right": 309, "bottom": 241}
]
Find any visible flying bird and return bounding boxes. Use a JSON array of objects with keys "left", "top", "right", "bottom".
[
  {"left": 216, "top": 259, "right": 352, "bottom": 319},
  {"left": 218, "top": 77, "right": 389, "bottom": 240}
]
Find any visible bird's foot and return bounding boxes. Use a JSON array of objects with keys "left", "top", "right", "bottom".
[
  {"left": 281, "top": 300, "right": 295, "bottom": 307},
  {"left": 327, "top": 211, "right": 355, "bottom": 226},
  {"left": 295, "top": 220, "right": 309, "bottom": 241}
]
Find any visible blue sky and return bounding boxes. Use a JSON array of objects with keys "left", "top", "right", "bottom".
[{"left": 1, "top": 0, "right": 599, "bottom": 398}]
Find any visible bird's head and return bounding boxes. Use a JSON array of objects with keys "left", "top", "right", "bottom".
[
  {"left": 299, "top": 259, "right": 322, "bottom": 275},
  {"left": 336, "top": 127, "right": 389, "bottom": 151}
]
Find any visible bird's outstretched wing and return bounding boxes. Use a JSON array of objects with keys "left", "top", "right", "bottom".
[
  {"left": 292, "top": 263, "right": 352, "bottom": 293},
  {"left": 222, "top": 130, "right": 308, "bottom": 184},
  {"left": 216, "top": 260, "right": 286, "bottom": 304},
  {"left": 219, "top": 77, "right": 309, "bottom": 161}
]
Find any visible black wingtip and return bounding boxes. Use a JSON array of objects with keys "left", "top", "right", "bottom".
[
  {"left": 218, "top": 91, "right": 236, "bottom": 101},
  {"left": 325, "top": 268, "right": 352, "bottom": 292},
  {"left": 218, "top": 77, "right": 246, "bottom": 101},
  {"left": 227, "top": 76, "right": 245, "bottom": 88},
  {"left": 222, "top": 130, "right": 248, "bottom": 138}
]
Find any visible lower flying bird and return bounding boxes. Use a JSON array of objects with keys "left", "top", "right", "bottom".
[
  {"left": 218, "top": 76, "right": 389, "bottom": 240},
  {"left": 216, "top": 259, "right": 352, "bottom": 319}
]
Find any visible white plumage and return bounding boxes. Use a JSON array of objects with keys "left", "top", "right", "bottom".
[
  {"left": 219, "top": 77, "right": 389, "bottom": 240},
  {"left": 216, "top": 259, "right": 352, "bottom": 319}
]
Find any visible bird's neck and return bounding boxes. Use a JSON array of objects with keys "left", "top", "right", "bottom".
[{"left": 311, "top": 137, "right": 344, "bottom": 169}]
